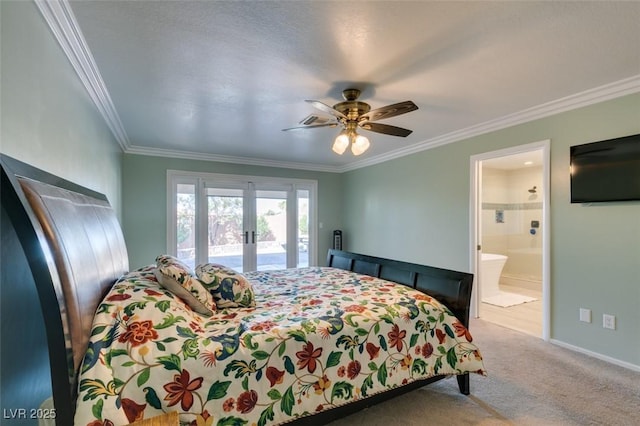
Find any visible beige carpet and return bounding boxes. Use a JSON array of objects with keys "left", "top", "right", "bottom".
[{"left": 328, "top": 319, "right": 640, "bottom": 426}]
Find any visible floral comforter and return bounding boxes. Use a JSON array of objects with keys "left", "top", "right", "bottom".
[{"left": 75, "top": 266, "right": 485, "bottom": 426}]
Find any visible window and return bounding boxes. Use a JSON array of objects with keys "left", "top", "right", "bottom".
[{"left": 168, "top": 171, "right": 317, "bottom": 272}]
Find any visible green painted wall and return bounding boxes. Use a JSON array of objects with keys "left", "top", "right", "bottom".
[
  {"left": 0, "top": 1, "right": 122, "bottom": 214},
  {"left": 1, "top": 1, "right": 123, "bottom": 418},
  {"left": 342, "top": 93, "right": 640, "bottom": 366},
  {"left": 122, "top": 154, "right": 343, "bottom": 269}
]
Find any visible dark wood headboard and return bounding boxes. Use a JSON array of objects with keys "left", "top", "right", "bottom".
[
  {"left": 1, "top": 155, "right": 128, "bottom": 425},
  {"left": 327, "top": 249, "right": 474, "bottom": 327}
]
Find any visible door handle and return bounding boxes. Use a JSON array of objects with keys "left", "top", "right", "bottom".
[
  {"left": 245, "top": 231, "right": 249, "bottom": 244},
  {"left": 252, "top": 231, "right": 256, "bottom": 244}
]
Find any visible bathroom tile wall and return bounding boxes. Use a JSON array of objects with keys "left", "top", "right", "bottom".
[{"left": 482, "top": 166, "right": 543, "bottom": 281}]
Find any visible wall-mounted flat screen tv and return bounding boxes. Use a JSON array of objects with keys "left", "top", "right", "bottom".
[{"left": 570, "top": 133, "right": 640, "bottom": 203}]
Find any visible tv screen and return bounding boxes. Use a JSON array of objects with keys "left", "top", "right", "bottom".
[{"left": 570, "top": 133, "right": 640, "bottom": 203}]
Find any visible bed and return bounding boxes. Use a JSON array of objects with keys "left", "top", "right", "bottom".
[{"left": 0, "top": 154, "right": 485, "bottom": 426}]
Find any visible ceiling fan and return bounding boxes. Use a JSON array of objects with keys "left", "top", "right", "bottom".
[{"left": 282, "top": 89, "right": 418, "bottom": 155}]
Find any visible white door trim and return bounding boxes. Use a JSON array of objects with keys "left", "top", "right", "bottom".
[{"left": 469, "top": 140, "right": 551, "bottom": 341}]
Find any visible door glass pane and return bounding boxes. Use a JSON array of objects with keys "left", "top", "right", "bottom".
[
  {"left": 176, "top": 184, "right": 196, "bottom": 269},
  {"left": 256, "top": 190, "right": 287, "bottom": 271},
  {"left": 297, "top": 189, "right": 310, "bottom": 267},
  {"left": 207, "top": 188, "right": 244, "bottom": 272}
]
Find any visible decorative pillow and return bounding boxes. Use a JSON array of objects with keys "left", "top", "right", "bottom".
[
  {"left": 156, "top": 254, "right": 193, "bottom": 274},
  {"left": 154, "top": 255, "right": 215, "bottom": 316},
  {"left": 195, "top": 263, "right": 256, "bottom": 308}
]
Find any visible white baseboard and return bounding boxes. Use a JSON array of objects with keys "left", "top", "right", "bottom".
[{"left": 550, "top": 339, "right": 640, "bottom": 372}]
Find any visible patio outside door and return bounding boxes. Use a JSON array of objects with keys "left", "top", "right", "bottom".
[{"left": 171, "top": 171, "right": 316, "bottom": 272}]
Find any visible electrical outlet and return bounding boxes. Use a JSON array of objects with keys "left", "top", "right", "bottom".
[
  {"left": 579, "top": 308, "right": 591, "bottom": 323},
  {"left": 603, "top": 314, "right": 616, "bottom": 330}
]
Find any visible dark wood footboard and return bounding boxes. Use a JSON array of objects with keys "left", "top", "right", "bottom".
[
  {"left": 287, "top": 250, "right": 475, "bottom": 424},
  {"left": 327, "top": 249, "right": 474, "bottom": 393},
  {"left": 327, "top": 249, "right": 474, "bottom": 328}
]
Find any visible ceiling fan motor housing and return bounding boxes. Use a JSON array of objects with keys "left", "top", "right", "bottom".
[
  {"left": 334, "top": 88, "right": 371, "bottom": 121},
  {"left": 334, "top": 101, "right": 371, "bottom": 121}
]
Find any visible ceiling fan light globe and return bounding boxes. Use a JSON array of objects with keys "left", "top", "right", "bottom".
[
  {"left": 351, "top": 134, "right": 370, "bottom": 156},
  {"left": 332, "top": 133, "right": 349, "bottom": 155}
]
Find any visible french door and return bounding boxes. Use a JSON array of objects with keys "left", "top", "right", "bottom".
[{"left": 169, "top": 171, "right": 316, "bottom": 272}]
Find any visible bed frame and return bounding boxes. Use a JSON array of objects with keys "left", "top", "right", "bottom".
[{"left": 1, "top": 154, "right": 475, "bottom": 426}]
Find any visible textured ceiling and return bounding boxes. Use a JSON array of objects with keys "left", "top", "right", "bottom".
[{"left": 67, "top": 1, "right": 640, "bottom": 171}]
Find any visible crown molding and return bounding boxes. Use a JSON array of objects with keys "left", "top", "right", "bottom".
[
  {"left": 124, "top": 145, "right": 342, "bottom": 173},
  {"left": 339, "top": 75, "right": 640, "bottom": 173},
  {"left": 127, "top": 74, "right": 639, "bottom": 174},
  {"left": 40, "top": 0, "right": 639, "bottom": 174},
  {"left": 35, "top": 0, "right": 130, "bottom": 151}
]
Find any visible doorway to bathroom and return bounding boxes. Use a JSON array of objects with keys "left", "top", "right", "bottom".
[{"left": 470, "top": 141, "right": 550, "bottom": 340}]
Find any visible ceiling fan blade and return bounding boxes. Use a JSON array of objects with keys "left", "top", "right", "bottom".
[
  {"left": 361, "top": 100, "right": 418, "bottom": 122},
  {"left": 282, "top": 123, "right": 338, "bottom": 131},
  {"left": 305, "top": 100, "right": 347, "bottom": 120},
  {"left": 359, "top": 122, "right": 413, "bottom": 137}
]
